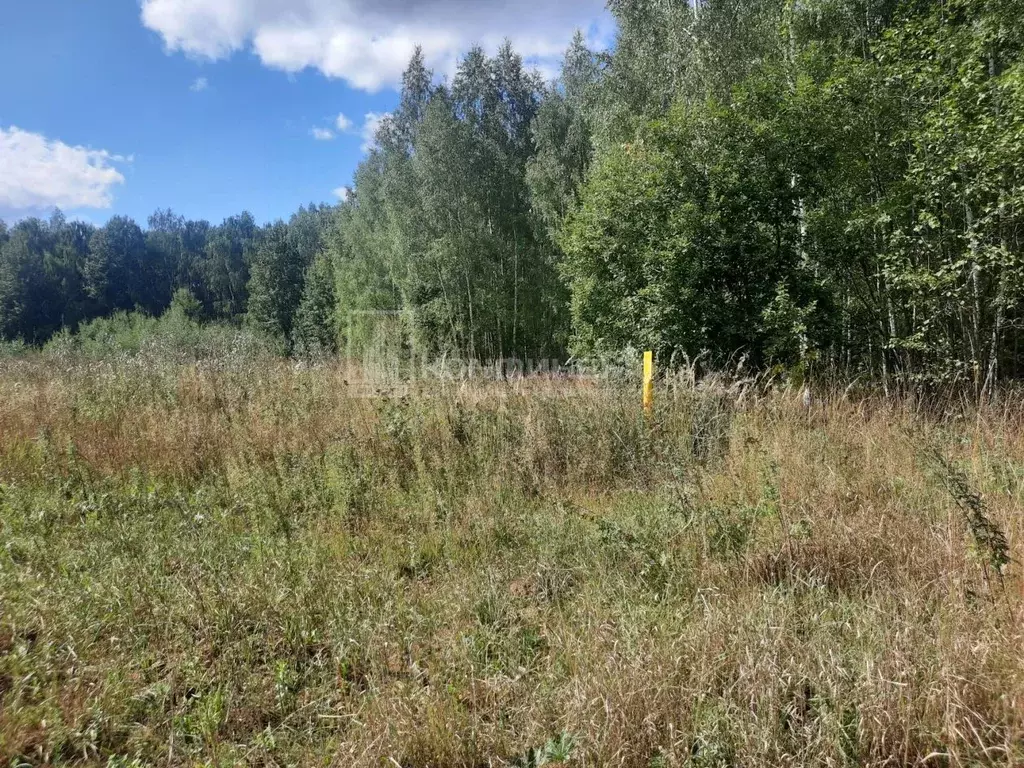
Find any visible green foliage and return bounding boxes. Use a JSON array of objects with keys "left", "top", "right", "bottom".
[
  {"left": 864, "top": 0, "right": 1024, "bottom": 387},
  {"left": 560, "top": 0, "right": 1024, "bottom": 384},
  {"left": 202, "top": 212, "right": 257, "bottom": 320},
  {"left": 0, "top": 208, "right": 270, "bottom": 349},
  {"left": 292, "top": 250, "right": 338, "bottom": 357},
  {"left": 0, "top": 220, "right": 57, "bottom": 344},
  {"left": 334, "top": 44, "right": 568, "bottom": 361},
  {"left": 169, "top": 287, "right": 203, "bottom": 322},
  {"left": 41, "top": 309, "right": 275, "bottom": 362},
  {"left": 526, "top": 32, "right": 601, "bottom": 235},
  {"left": 514, "top": 732, "right": 577, "bottom": 766},
  {"left": 85, "top": 215, "right": 147, "bottom": 313},
  {"left": 561, "top": 92, "right": 817, "bottom": 365},
  {"left": 5, "top": 0, "right": 1024, "bottom": 384},
  {"left": 246, "top": 222, "right": 305, "bottom": 349}
]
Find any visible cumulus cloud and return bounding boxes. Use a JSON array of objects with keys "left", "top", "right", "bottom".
[
  {"left": 0, "top": 126, "right": 127, "bottom": 217},
  {"left": 190, "top": 76, "right": 209, "bottom": 91},
  {"left": 140, "top": 0, "right": 607, "bottom": 92},
  {"left": 333, "top": 185, "right": 351, "bottom": 202},
  {"left": 311, "top": 127, "right": 336, "bottom": 140},
  {"left": 335, "top": 113, "right": 353, "bottom": 132}
]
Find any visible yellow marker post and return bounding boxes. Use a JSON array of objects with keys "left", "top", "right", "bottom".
[{"left": 642, "top": 350, "right": 654, "bottom": 418}]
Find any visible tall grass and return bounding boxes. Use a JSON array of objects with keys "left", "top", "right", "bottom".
[{"left": 0, "top": 357, "right": 1021, "bottom": 766}]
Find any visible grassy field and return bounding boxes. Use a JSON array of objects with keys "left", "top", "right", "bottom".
[{"left": 0, "top": 357, "right": 1022, "bottom": 767}]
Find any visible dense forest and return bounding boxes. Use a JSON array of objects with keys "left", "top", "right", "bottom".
[{"left": 3, "top": 0, "right": 1023, "bottom": 390}]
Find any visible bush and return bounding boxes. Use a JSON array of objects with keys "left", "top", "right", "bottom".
[{"left": 41, "top": 308, "right": 278, "bottom": 364}]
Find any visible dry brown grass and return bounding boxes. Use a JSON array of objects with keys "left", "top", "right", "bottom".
[{"left": 0, "top": 357, "right": 1022, "bottom": 766}]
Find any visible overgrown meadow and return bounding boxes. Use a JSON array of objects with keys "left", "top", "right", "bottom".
[{"left": 1, "top": 351, "right": 1022, "bottom": 766}]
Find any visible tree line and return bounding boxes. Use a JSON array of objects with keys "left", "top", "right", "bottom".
[
  {"left": 0, "top": 206, "right": 336, "bottom": 355},
  {"left": 3, "top": 0, "right": 1024, "bottom": 389}
]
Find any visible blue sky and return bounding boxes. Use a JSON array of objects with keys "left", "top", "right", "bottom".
[{"left": 0, "top": 0, "right": 610, "bottom": 227}]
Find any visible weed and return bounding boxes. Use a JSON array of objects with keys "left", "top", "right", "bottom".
[
  {"left": 929, "top": 452, "right": 1011, "bottom": 575},
  {"left": 514, "top": 732, "right": 577, "bottom": 766}
]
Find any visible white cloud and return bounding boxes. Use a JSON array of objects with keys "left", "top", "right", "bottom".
[
  {"left": 140, "top": 0, "right": 608, "bottom": 92},
  {"left": 335, "top": 112, "right": 353, "bottom": 132},
  {"left": 190, "top": 76, "right": 209, "bottom": 91},
  {"left": 333, "top": 185, "right": 351, "bottom": 202},
  {"left": 311, "top": 127, "right": 336, "bottom": 140},
  {"left": 0, "top": 126, "right": 127, "bottom": 217},
  {"left": 361, "top": 112, "right": 388, "bottom": 153}
]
